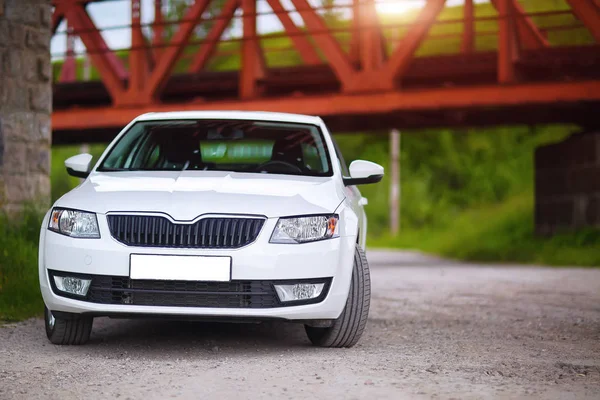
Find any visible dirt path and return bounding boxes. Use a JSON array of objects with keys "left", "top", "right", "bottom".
[{"left": 1, "top": 251, "right": 599, "bottom": 399}]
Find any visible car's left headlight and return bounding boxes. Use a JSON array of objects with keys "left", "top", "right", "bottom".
[
  {"left": 49, "top": 208, "right": 100, "bottom": 238},
  {"left": 270, "top": 214, "right": 339, "bottom": 244}
]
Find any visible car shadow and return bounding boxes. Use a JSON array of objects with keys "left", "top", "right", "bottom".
[{"left": 85, "top": 317, "right": 317, "bottom": 357}]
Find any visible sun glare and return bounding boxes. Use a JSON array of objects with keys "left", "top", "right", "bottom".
[{"left": 375, "top": 1, "right": 421, "bottom": 15}]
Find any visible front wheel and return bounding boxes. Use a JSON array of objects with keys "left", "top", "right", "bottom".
[
  {"left": 45, "top": 306, "right": 93, "bottom": 345},
  {"left": 305, "top": 246, "right": 371, "bottom": 348}
]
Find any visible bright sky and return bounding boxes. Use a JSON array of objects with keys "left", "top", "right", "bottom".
[{"left": 50, "top": 0, "right": 487, "bottom": 60}]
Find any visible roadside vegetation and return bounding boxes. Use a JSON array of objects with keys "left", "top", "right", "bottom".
[
  {"left": 336, "top": 126, "right": 600, "bottom": 267},
  {"left": 0, "top": 208, "right": 44, "bottom": 321}
]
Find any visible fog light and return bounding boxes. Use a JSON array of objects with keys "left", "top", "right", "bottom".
[
  {"left": 53, "top": 276, "right": 91, "bottom": 296},
  {"left": 274, "top": 283, "right": 325, "bottom": 302}
]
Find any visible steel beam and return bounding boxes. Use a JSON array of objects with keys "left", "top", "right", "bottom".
[
  {"left": 461, "top": 0, "right": 474, "bottom": 54},
  {"left": 52, "top": 0, "right": 96, "bottom": 33},
  {"left": 65, "top": 2, "right": 127, "bottom": 101},
  {"left": 128, "top": 0, "right": 149, "bottom": 100},
  {"left": 240, "top": 0, "right": 266, "bottom": 98},
  {"left": 145, "top": 0, "right": 212, "bottom": 100},
  {"left": 52, "top": 80, "right": 600, "bottom": 131},
  {"left": 266, "top": 0, "right": 321, "bottom": 66},
  {"left": 497, "top": 0, "right": 519, "bottom": 83},
  {"left": 565, "top": 0, "right": 600, "bottom": 42},
  {"left": 190, "top": 0, "right": 241, "bottom": 72},
  {"left": 490, "top": 0, "right": 549, "bottom": 49},
  {"left": 384, "top": 0, "right": 446, "bottom": 82},
  {"left": 52, "top": 5, "right": 65, "bottom": 34},
  {"left": 349, "top": 0, "right": 361, "bottom": 63},
  {"left": 290, "top": 0, "right": 355, "bottom": 87},
  {"left": 60, "top": 21, "right": 77, "bottom": 82},
  {"left": 128, "top": 0, "right": 157, "bottom": 97},
  {"left": 359, "top": 0, "right": 386, "bottom": 71},
  {"left": 153, "top": 0, "right": 164, "bottom": 59}
]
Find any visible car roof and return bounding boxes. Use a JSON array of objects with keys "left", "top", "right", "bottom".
[{"left": 135, "top": 111, "right": 323, "bottom": 125}]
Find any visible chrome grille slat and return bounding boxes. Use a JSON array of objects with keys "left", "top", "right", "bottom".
[{"left": 107, "top": 215, "right": 264, "bottom": 249}]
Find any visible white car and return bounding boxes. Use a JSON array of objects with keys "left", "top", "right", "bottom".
[{"left": 40, "top": 111, "right": 383, "bottom": 347}]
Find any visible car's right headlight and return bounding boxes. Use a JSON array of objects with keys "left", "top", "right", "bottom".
[
  {"left": 48, "top": 208, "right": 100, "bottom": 238},
  {"left": 270, "top": 214, "right": 339, "bottom": 244}
]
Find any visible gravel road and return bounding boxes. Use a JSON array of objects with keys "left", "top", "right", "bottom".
[{"left": 1, "top": 251, "right": 599, "bottom": 399}]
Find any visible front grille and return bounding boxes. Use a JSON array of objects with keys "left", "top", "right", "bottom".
[
  {"left": 88, "top": 276, "right": 280, "bottom": 308},
  {"left": 48, "top": 271, "right": 332, "bottom": 309},
  {"left": 107, "top": 215, "right": 265, "bottom": 249}
]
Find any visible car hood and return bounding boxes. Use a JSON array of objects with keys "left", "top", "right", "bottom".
[{"left": 56, "top": 171, "right": 345, "bottom": 220}]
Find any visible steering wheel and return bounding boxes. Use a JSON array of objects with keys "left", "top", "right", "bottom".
[{"left": 255, "top": 160, "right": 303, "bottom": 173}]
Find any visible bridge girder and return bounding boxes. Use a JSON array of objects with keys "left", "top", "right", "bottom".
[{"left": 50, "top": 0, "right": 600, "bottom": 137}]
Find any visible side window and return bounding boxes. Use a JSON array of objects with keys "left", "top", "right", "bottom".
[{"left": 331, "top": 137, "right": 350, "bottom": 177}]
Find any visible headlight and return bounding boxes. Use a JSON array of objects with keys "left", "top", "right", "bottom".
[
  {"left": 49, "top": 208, "right": 100, "bottom": 238},
  {"left": 270, "top": 215, "right": 339, "bottom": 244}
]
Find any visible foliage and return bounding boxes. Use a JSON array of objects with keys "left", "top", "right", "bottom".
[
  {"left": 369, "top": 193, "right": 600, "bottom": 267},
  {"left": 334, "top": 125, "right": 600, "bottom": 266},
  {"left": 335, "top": 125, "right": 574, "bottom": 235},
  {"left": 163, "top": 0, "right": 234, "bottom": 40},
  {"left": 0, "top": 207, "right": 44, "bottom": 321}
]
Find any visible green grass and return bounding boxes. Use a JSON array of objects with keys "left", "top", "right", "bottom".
[
  {"left": 0, "top": 208, "right": 45, "bottom": 321},
  {"left": 369, "top": 193, "right": 600, "bottom": 267},
  {"left": 0, "top": 144, "right": 107, "bottom": 322}
]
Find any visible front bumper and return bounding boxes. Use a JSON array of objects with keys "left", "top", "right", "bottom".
[{"left": 40, "top": 216, "right": 356, "bottom": 320}]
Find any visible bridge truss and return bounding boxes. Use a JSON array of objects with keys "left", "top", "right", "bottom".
[{"left": 51, "top": 0, "right": 600, "bottom": 142}]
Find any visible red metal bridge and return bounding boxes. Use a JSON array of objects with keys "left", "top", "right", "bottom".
[{"left": 51, "top": 0, "right": 600, "bottom": 143}]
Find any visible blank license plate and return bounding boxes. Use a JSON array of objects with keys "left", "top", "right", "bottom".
[{"left": 130, "top": 254, "right": 231, "bottom": 281}]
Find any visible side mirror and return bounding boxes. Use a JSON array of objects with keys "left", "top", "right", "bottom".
[
  {"left": 343, "top": 160, "right": 384, "bottom": 186},
  {"left": 65, "top": 153, "right": 93, "bottom": 179}
]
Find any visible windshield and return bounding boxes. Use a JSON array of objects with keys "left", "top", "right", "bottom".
[{"left": 98, "top": 119, "right": 332, "bottom": 177}]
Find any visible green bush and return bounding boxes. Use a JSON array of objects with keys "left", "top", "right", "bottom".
[
  {"left": 335, "top": 125, "right": 573, "bottom": 235},
  {"left": 0, "top": 144, "right": 106, "bottom": 321},
  {"left": 0, "top": 207, "right": 44, "bottom": 321},
  {"left": 370, "top": 194, "right": 600, "bottom": 266},
  {"left": 334, "top": 125, "right": 599, "bottom": 266}
]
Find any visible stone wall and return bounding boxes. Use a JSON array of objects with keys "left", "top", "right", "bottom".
[
  {"left": 535, "top": 131, "right": 600, "bottom": 235},
  {"left": 0, "top": 0, "right": 52, "bottom": 213}
]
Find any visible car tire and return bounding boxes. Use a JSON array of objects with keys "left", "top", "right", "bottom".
[
  {"left": 305, "top": 246, "right": 370, "bottom": 348},
  {"left": 45, "top": 306, "right": 93, "bottom": 345}
]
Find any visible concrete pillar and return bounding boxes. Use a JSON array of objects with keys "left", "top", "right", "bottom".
[
  {"left": 0, "top": 0, "right": 52, "bottom": 213},
  {"left": 535, "top": 131, "right": 600, "bottom": 235}
]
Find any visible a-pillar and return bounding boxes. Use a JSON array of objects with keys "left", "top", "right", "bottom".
[{"left": 0, "top": 0, "right": 52, "bottom": 213}]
